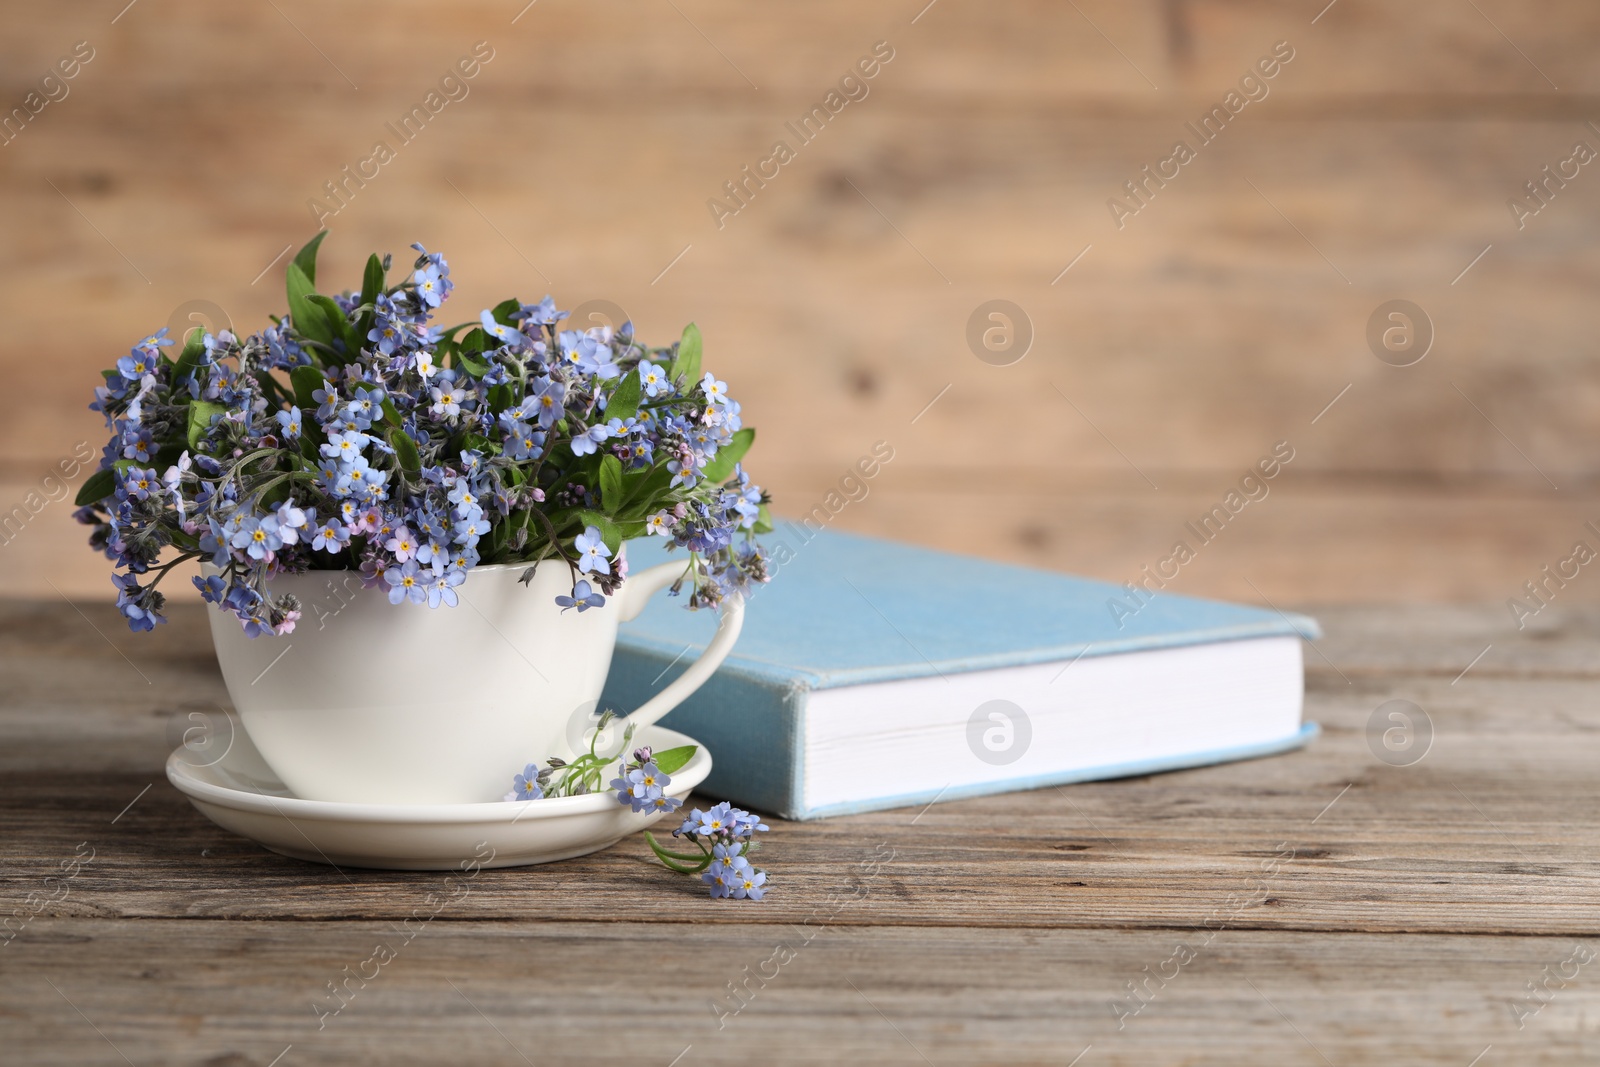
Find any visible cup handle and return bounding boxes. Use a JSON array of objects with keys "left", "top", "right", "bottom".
[{"left": 615, "top": 560, "right": 745, "bottom": 731}]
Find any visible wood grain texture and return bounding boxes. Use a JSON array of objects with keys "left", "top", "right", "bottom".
[
  {"left": 2, "top": 1, "right": 1598, "bottom": 604},
  {"left": 5, "top": 2, "right": 1600, "bottom": 1061},
  {"left": 2, "top": 600, "right": 1599, "bottom": 1063},
  {"left": 9, "top": 922, "right": 1600, "bottom": 1067}
]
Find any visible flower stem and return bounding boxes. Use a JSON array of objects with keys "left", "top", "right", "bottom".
[
  {"left": 645, "top": 832, "right": 712, "bottom": 873},
  {"left": 143, "top": 550, "right": 201, "bottom": 592}
]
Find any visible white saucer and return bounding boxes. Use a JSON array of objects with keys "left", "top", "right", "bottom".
[{"left": 166, "top": 719, "right": 712, "bottom": 870}]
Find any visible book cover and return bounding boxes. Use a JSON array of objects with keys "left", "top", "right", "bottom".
[{"left": 599, "top": 528, "right": 1320, "bottom": 819}]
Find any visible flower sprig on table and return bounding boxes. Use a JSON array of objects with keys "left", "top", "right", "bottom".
[
  {"left": 504, "top": 711, "right": 771, "bottom": 900},
  {"left": 75, "top": 233, "right": 771, "bottom": 634},
  {"left": 658, "top": 802, "right": 770, "bottom": 900}
]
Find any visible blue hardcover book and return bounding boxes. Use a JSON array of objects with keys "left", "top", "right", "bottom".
[{"left": 600, "top": 528, "right": 1320, "bottom": 820}]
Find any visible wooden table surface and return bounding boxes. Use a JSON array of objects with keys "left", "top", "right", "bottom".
[{"left": 2, "top": 598, "right": 1596, "bottom": 1065}]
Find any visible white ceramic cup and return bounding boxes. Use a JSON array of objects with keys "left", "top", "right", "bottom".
[{"left": 205, "top": 552, "right": 742, "bottom": 804}]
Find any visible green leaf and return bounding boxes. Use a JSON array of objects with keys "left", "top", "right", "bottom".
[
  {"left": 651, "top": 744, "right": 697, "bottom": 775},
  {"left": 290, "top": 365, "right": 326, "bottom": 412},
  {"left": 359, "top": 253, "right": 385, "bottom": 307},
  {"left": 292, "top": 231, "right": 329, "bottom": 287},
  {"left": 171, "top": 327, "right": 207, "bottom": 390},
  {"left": 74, "top": 467, "right": 117, "bottom": 507},
  {"left": 491, "top": 298, "right": 521, "bottom": 326},
  {"left": 670, "top": 322, "right": 702, "bottom": 385},
  {"left": 488, "top": 383, "right": 514, "bottom": 414},
  {"left": 753, "top": 503, "right": 774, "bottom": 534},
  {"left": 285, "top": 264, "right": 332, "bottom": 347},
  {"left": 611, "top": 465, "right": 653, "bottom": 512},
  {"left": 455, "top": 353, "right": 488, "bottom": 378},
  {"left": 187, "top": 401, "right": 226, "bottom": 448},
  {"left": 700, "top": 427, "right": 755, "bottom": 484},
  {"left": 606, "top": 369, "right": 642, "bottom": 422},
  {"left": 599, "top": 454, "right": 623, "bottom": 507},
  {"left": 357, "top": 253, "right": 385, "bottom": 341},
  {"left": 309, "top": 294, "right": 361, "bottom": 357},
  {"left": 381, "top": 399, "right": 403, "bottom": 428},
  {"left": 459, "top": 327, "right": 489, "bottom": 355},
  {"left": 613, "top": 464, "right": 677, "bottom": 519},
  {"left": 387, "top": 427, "right": 421, "bottom": 474}
]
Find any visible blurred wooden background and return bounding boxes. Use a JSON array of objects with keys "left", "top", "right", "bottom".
[{"left": 1, "top": 0, "right": 1597, "bottom": 607}]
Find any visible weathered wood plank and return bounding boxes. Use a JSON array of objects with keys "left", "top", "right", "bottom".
[
  {"left": 1310, "top": 603, "right": 1600, "bottom": 677},
  {"left": 3, "top": 920, "right": 1596, "bottom": 1067},
  {"left": 2, "top": 604, "right": 1597, "bottom": 937},
  {"left": 3, "top": 0, "right": 1595, "bottom": 105},
  {"left": 3, "top": 745, "right": 1594, "bottom": 936}
]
